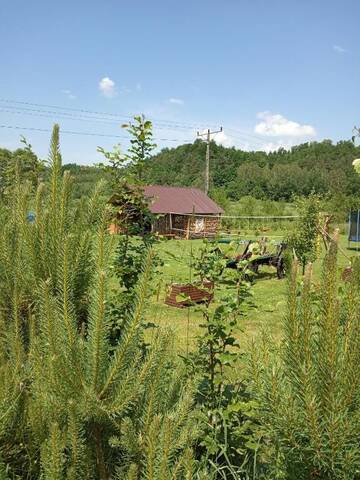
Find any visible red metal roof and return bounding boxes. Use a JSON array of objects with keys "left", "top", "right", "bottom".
[{"left": 143, "top": 185, "right": 224, "bottom": 215}]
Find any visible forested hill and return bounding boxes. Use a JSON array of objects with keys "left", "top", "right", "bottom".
[
  {"left": 144, "top": 139, "right": 360, "bottom": 201},
  {"left": 2, "top": 138, "right": 360, "bottom": 203}
]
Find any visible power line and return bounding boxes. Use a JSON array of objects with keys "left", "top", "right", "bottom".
[
  {"left": 0, "top": 97, "right": 268, "bottom": 141},
  {"left": 0, "top": 105, "right": 196, "bottom": 133},
  {"left": 0, "top": 124, "right": 127, "bottom": 139},
  {"left": 0, "top": 97, "right": 271, "bottom": 148},
  {"left": 0, "top": 98, "right": 216, "bottom": 131},
  {"left": 0, "top": 106, "right": 266, "bottom": 147},
  {"left": 0, "top": 98, "right": 134, "bottom": 120},
  {"left": 0, "top": 108, "right": 195, "bottom": 142},
  {"left": 226, "top": 126, "right": 267, "bottom": 142},
  {"left": 0, "top": 124, "right": 188, "bottom": 142},
  {"left": 0, "top": 122, "right": 266, "bottom": 152},
  {"left": 225, "top": 132, "right": 264, "bottom": 147},
  {"left": 0, "top": 107, "right": 124, "bottom": 126}
]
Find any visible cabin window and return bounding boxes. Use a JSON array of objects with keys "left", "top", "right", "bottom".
[{"left": 194, "top": 217, "right": 205, "bottom": 233}]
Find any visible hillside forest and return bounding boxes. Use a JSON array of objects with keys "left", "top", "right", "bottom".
[{"left": 2, "top": 138, "right": 360, "bottom": 217}]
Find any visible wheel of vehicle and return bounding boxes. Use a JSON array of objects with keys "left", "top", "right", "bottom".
[{"left": 276, "top": 258, "right": 286, "bottom": 279}]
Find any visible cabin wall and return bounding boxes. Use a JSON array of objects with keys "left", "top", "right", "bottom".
[
  {"left": 152, "top": 214, "right": 221, "bottom": 238},
  {"left": 187, "top": 215, "right": 221, "bottom": 238},
  {"left": 152, "top": 215, "right": 172, "bottom": 235}
]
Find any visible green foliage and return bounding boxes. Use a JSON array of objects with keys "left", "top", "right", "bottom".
[
  {"left": 3, "top": 125, "right": 360, "bottom": 479},
  {"left": 0, "top": 137, "right": 45, "bottom": 199},
  {"left": 0, "top": 125, "right": 197, "bottom": 479},
  {"left": 251, "top": 238, "right": 360, "bottom": 479},
  {"left": 99, "top": 115, "right": 162, "bottom": 344},
  {"left": 186, "top": 242, "right": 258, "bottom": 477},
  {"left": 109, "top": 233, "right": 162, "bottom": 346},
  {"left": 209, "top": 188, "right": 231, "bottom": 211},
  {"left": 288, "top": 194, "right": 322, "bottom": 273},
  {"left": 97, "top": 143, "right": 126, "bottom": 186},
  {"left": 192, "top": 241, "right": 226, "bottom": 283},
  {"left": 4, "top": 136, "right": 360, "bottom": 212},
  {"left": 108, "top": 182, "right": 154, "bottom": 236},
  {"left": 62, "top": 163, "right": 110, "bottom": 200},
  {"left": 144, "top": 139, "right": 360, "bottom": 202},
  {"left": 97, "top": 113, "right": 156, "bottom": 184},
  {"left": 122, "top": 114, "right": 157, "bottom": 182},
  {"left": 98, "top": 113, "right": 157, "bottom": 236}
]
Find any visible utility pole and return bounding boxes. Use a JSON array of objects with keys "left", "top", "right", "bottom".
[
  {"left": 352, "top": 126, "right": 360, "bottom": 143},
  {"left": 197, "top": 126, "right": 223, "bottom": 195}
]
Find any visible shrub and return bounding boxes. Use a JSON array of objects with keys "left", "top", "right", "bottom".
[
  {"left": 288, "top": 195, "right": 322, "bottom": 274},
  {"left": 251, "top": 235, "right": 360, "bottom": 479},
  {"left": 0, "top": 125, "right": 198, "bottom": 479},
  {"left": 185, "top": 241, "right": 260, "bottom": 478}
]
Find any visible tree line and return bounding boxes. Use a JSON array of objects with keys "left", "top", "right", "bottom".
[
  {"left": 2, "top": 137, "right": 360, "bottom": 205},
  {"left": 144, "top": 139, "right": 360, "bottom": 201}
]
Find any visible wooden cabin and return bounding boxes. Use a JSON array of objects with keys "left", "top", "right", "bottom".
[{"left": 143, "top": 185, "right": 224, "bottom": 238}]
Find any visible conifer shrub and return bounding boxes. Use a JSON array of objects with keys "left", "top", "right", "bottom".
[
  {"left": 0, "top": 125, "right": 198, "bottom": 479},
  {"left": 251, "top": 234, "right": 360, "bottom": 479}
]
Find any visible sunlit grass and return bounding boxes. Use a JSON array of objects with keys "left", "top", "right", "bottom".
[{"left": 145, "top": 231, "right": 356, "bottom": 353}]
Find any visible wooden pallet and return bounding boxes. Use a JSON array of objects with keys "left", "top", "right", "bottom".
[{"left": 165, "top": 281, "right": 214, "bottom": 308}]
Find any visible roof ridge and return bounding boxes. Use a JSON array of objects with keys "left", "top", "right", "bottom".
[{"left": 146, "top": 184, "right": 200, "bottom": 189}]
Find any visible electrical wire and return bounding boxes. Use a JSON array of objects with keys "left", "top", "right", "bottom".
[
  {"left": 0, "top": 105, "right": 196, "bottom": 133},
  {"left": 0, "top": 107, "right": 262, "bottom": 146},
  {"left": 0, "top": 98, "right": 215, "bottom": 131},
  {"left": 0, "top": 98, "right": 277, "bottom": 153},
  {"left": 0, "top": 109, "right": 194, "bottom": 142},
  {"left": 0, "top": 108, "right": 264, "bottom": 148},
  {"left": 0, "top": 97, "right": 268, "bottom": 143},
  {"left": 0, "top": 124, "right": 127, "bottom": 139},
  {"left": 0, "top": 123, "right": 190, "bottom": 142}
]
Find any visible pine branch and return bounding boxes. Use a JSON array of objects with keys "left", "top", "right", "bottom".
[
  {"left": 41, "top": 422, "right": 65, "bottom": 480},
  {"left": 100, "top": 249, "right": 154, "bottom": 398},
  {"left": 66, "top": 407, "right": 88, "bottom": 480},
  {"left": 86, "top": 223, "right": 111, "bottom": 393}
]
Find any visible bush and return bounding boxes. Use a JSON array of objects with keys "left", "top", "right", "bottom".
[
  {"left": 288, "top": 195, "right": 322, "bottom": 274},
  {"left": 251, "top": 235, "right": 360, "bottom": 479},
  {"left": 0, "top": 125, "right": 198, "bottom": 479}
]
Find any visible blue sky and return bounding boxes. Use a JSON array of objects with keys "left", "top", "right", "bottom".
[{"left": 0, "top": 0, "right": 359, "bottom": 164}]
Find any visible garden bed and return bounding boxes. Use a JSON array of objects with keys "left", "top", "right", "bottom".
[{"left": 165, "top": 280, "right": 214, "bottom": 308}]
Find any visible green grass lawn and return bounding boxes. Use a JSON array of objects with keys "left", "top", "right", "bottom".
[{"left": 145, "top": 231, "right": 356, "bottom": 354}]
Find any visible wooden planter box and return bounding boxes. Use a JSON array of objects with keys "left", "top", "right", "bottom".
[{"left": 165, "top": 281, "right": 214, "bottom": 308}]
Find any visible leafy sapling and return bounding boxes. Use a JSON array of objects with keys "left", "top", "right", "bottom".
[
  {"left": 121, "top": 114, "right": 157, "bottom": 182},
  {"left": 288, "top": 194, "right": 322, "bottom": 274},
  {"left": 97, "top": 115, "right": 161, "bottom": 345},
  {"left": 186, "top": 241, "right": 257, "bottom": 471}
]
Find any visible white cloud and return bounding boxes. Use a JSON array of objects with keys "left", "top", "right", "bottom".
[
  {"left": 333, "top": 44, "right": 346, "bottom": 54},
  {"left": 213, "top": 131, "right": 233, "bottom": 147},
  {"left": 261, "top": 141, "right": 293, "bottom": 153},
  {"left": 61, "top": 89, "right": 76, "bottom": 100},
  {"left": 197, "top": 129, "right": 233, "bottom": 148},
  {"left": 255, "top": 111, "right": 316, "bottom": 137},
  {"left": 99, "top": 77, "right": 117, "bottom": 98},
  {"left": 169, "top": 97, "right": 184, "bottom": 105}
]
